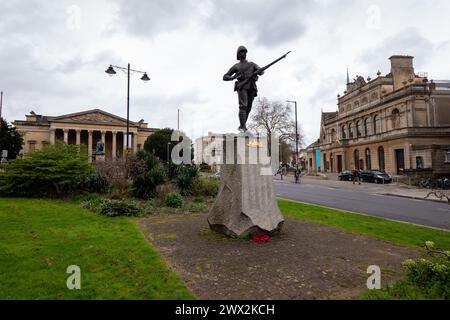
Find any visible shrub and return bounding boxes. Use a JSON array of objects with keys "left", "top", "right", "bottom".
[
  {"left": 362, "top": 242, "right": 450, "bottom": 300},
  {"left": 156, "top": 182, "right": 179, "bottom": 200},
  {"left": 98, "top": 199, "right": 143, "bottom": 217},
  {"left": 165, "top": 192, "right": 183, "bottom": 208},
  {"left": 174, "top": 165, "right": 199, "bottom": 195},
  {"left": 402, "top": 257, "right": 450, "bottom": 298},
  {"left": 79, "top": 172, "right": 112, "bottom": 194},
  {"left": 191, "top": 176, "right": 220, "bottom": 197},
  {"left": 129, "top": 151, "right": 166, "bottom": 199},
  {"left": 80, "top": 194, "right": 107, "bottom": 211},
  {"left": 0, "top": 142, "right": 94, "bottom": 197},
  {"left": 193, "top": 196, "right": 205, "bottom": 203}
]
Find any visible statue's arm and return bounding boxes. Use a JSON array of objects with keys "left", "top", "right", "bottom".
[
  {"left": 223, "top": 65, "right": 237, "bottom": 81},
  {"left": 254, "top": 63, "right": 264, "bottom": 76}
]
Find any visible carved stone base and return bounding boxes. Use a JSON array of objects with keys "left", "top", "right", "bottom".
[
  {"left": 94, "top": 154, "right": 106, "bottom": 162},
  {"left": 208, "top": 164, "right": 284, "bottom": 238}
]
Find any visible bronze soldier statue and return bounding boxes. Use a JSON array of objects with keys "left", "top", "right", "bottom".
[
  {"left": 223, "top": 46, "right": 264, "bottom": 132},
  {"left": 223, "top": 46, "right": 291, "bottom": 132}
]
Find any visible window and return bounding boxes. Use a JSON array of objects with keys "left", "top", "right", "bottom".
[
  {"left": 374, "top": 115, "right": 381, "bottom": 134},
  {"left": 445, "top": 149, "right": 450, "bottom": 163},
  {"left": 416, "top": 156, "right": 424, "bottom": 169},
  {"left": 349, "top": 123, "right": 354, "bottom": 139},
  {"left": 378, "top": 146, "right": 385, "bottom": 171},
  {"left": 366, "top": 148, "right": 372, "bottom": 170},
  {"left": 341, "top": 125, "right": 347, "bottom": 139},
  {"left": 356, "top": 121, "right": 362, "bottom": 138},
  {"left": 392, "top": 109, "right": 400, "bottom": 129},
  {"left": 331, "top": 129, "right": 336, "bottom": 142},
  {"left": 364, "top": 118, "right": 371, "bottom": 136},
  {"left": 354, "top": 149, "right": 360, "bottom": 170}
]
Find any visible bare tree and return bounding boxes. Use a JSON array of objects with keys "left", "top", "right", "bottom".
[{"left": 249, "top": 97, "right": 304, "bottom": 146}]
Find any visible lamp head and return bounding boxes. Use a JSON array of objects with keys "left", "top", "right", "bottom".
[
  {"left": 140, "top": 73, "right": 151, "bottom": 82},
  {"left": 105, "top": 65, "right": 116, "bottom": 76}
]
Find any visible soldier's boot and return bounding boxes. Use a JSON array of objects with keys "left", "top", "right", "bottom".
[{"left": 238, "top": 109, "right": 247, "bottom": 132}]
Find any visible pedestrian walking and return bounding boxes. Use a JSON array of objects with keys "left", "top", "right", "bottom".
[
  {"left": 352, "top": 169, "right": 362, "bottom": 185},
  {"left": 294, "top": 168, "right": 301, "bottom": 184}
]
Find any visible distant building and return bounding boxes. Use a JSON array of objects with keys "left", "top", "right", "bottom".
[
  {"left": 307, "top": 55, "right": 450, "bottom": 176},
  {"left": 13, "top": 109, "right": 158, "bottom": 162},
  {"left": 194, "top": 132, "right": 224, "bottom": 167}
]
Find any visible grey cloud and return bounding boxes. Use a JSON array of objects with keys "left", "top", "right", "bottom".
[
  {"left": 115, "top": 0, "right": 197, "bottom": 36},
  {"left": 359, "top": 28, "right": 434, "bottom": 74},
  {"left": 115, "top": 0, "right": 312, "bottom": 48},
  {"left": 204, "top": 0, "right": 311, "bottom": 47}
]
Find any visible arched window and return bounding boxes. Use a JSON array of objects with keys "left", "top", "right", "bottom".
[
  {"left": 392, "top": 108, "right": 400, "bottom": 129},
  {"left": 364, "top": 117, "right": 371, "bottom": 136},
  {"left": 356, "top": 120, "right": 362, "bottom": 138},
  {"left": 354, "top": 149, "right": 360, "bottom": 170},
  {"left": 365, "top": 148, "right": 372, "bottom": 170},
  {"left": 331, "top": 129, "right": 337, "bottom": 142},
  {"left": 378, "top": 146, "right": 385, "bottom": 171},
  {"left": 374, "top": 115, "right": 381, "bottom": 134},
  {"left": 349, "top": 123, "right": 354, "bottom": 139},
  {"left": 341, "top": 125, "right": 347, "bottom": 139}
]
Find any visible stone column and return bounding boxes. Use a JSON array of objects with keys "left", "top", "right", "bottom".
[
  {"left": 133, "top": 132, "right": 138, "bottom": 154},
  {"left": 88, "top": 130, "right": 93, "bottom": 163},
  {"left": 49, "top": 129, "right": 56, "bottom": 145},
  {"left": 76, "top": 129, "right": 81, "bottom": 145},
  {"left": 112, "top": 131, "right": 117, "bottom": 161},
  {"left": 63, "top": 129, "right": 69, "bottom": 144}
]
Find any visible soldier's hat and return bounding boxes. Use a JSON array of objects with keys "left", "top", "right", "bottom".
[{"left": 236, "top": 45, "right": 248, "bottom": 60}]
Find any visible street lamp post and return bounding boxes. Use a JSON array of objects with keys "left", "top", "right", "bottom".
[
  {"left": 105, "top": 64, "right": 150, "bottom": 157},
  {"left": 167, "top": 142, "right": 172, "bottom": 165},
  {"left": 286, "top": 100, "right": 299, "bottom": 171}
]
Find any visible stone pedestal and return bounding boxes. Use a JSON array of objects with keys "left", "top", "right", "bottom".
[
  {"left": 94, "top": 154, "right": 106, "bottom": 162},
  {"left": 208, "top": 163, "right": 284, "bottom": 238}
]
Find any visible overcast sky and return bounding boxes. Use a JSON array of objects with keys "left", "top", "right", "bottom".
[{"left": 1, "top": 0, "right": 450, "bottom": 146}]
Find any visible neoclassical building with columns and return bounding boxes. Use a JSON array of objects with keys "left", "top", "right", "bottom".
[
  {"left": 307, "top": 55, "right": 450, "bottom": 176},
  {"left": 13, "top": 109, "right": 158, "bottom": 162}
]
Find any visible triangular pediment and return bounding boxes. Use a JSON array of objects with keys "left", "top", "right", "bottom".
[{"left": 50, "top": 109, "right": 137, "bottom": 126}]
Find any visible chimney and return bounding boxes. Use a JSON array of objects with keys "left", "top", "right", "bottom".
[{"left": 389, "top": 55, "right": 415, "bottom": 91}]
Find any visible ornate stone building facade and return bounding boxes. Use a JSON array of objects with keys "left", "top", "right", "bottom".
[
  {"left": 13, "top": 109, "right": 158, "bottom": 162},
  {"left": 307, "top": 55, "right": 450, "bottom": 176}
]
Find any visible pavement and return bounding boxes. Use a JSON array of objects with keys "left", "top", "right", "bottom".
[{"left": 273, "top": 174, "right": 450, "bottom": 230}]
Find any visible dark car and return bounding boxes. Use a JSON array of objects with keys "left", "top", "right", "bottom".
[
  {"left": 338, "top": 170, "right": 354, "bottom": 181},
  {"left": 361, "top": 170, "right": 392, "bottom": 184}
]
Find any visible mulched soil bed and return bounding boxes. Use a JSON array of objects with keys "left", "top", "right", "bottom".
[{"left": 139, "top": 213, "right": 420, "bottom": 300}]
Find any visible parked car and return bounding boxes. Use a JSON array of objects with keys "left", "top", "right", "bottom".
[
  {"left": 338, "top": 170, "right": 354, "bottom": 181},
  {"left": 361, "top": 170, "right": 392, "bottom": 184}
]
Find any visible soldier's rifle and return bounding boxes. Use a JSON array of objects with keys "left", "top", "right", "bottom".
[{"left": 234, "top": 51, "right": 291, "bottom": 91}]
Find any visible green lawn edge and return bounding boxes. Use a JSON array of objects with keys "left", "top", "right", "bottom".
[
  {"left": 0, "top": 198, "right": 194, "bottom": 300},
  {"left": 277, "top": 198, "right": 450, "bottom": 251}
]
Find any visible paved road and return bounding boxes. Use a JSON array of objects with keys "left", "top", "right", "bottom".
[{"left": 274, "top": 180, "right": 450, "bottom": 230}]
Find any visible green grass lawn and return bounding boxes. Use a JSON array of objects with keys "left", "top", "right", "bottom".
[
  {"left": 278, "top": 199, "right": 450, "bottom": 250},
  {"left": 0, "top": 198, "right": 194, "bottom": 299}
]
